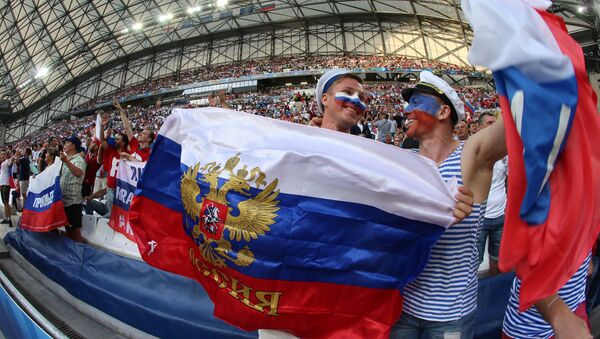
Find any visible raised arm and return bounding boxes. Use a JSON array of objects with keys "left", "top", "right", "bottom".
[
  {"left": 59, "top": 153, "right": 84, "bottom": 177},
  {"left": 113, "top": 98, "right": 134, "bottom": 141},
  {"left": 217, "top": 91, "right": 231, "bottom": 109},
  {"left": 97, "top": 126, "right": 109, "bottom": 165},
  {"left": 461, "top": 116, "right": 507, "bottom": 202}
]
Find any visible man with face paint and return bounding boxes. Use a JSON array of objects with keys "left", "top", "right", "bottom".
[
  {"left": 390, "top": 71, "right": 507, "bottom": 338},
  {"left": 391, "top": 71, "right": 506, "bottom": 338},
  {"left": 315, "top": 69, "right": 368, "bottom": 132}
]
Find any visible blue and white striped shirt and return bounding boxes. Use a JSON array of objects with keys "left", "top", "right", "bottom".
[
  {"left": 502, "top": 253, "right": 591, "bottom": 339},
  {"left": 403, "top": 142, "right": 485, "bottom": 321}
]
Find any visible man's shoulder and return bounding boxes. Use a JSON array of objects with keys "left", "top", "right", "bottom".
[
  {"left": 129, "top": 137, "right": 140, "bottom": 151},
  {"left": 71, "top": 154, "right": 85, "bottom": 164}
]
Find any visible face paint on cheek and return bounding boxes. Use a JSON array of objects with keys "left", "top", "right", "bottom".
[
  {"left": 334, "top": 92, "right": 367, "bottom": 115},
  {"left": 405, "top": 110, "right": 438, "bottom": 137},
  {"left": 406, "top": 93, "right": 442, "bottom": 116}
]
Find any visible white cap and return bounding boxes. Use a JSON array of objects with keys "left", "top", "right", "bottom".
[
  {"left": 315, "top": 69, "right": 353, "bottom": 115},
  {"left": 402, "top": 71, "right": 465, "bottom": 123}
]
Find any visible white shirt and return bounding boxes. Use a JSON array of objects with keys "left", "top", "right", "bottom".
[
  {"left": 0, "top": 159, "right": 12, "bottom": 186},
  {"left": 485, "top": 157, "right": 508, "bottom": 218}
]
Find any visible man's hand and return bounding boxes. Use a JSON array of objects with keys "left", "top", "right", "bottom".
[
  {"left": 541, "top": 297, "right": 592, "bottom": 339},
  {"left": 217, "top": 91, "right": 231, "bottom": 109},
  {"left": 120, "top": 152, "right": 131, "bottom": 160},
  {"left": 83, "top": 196, "right": 92, "bottom": 202},
  {"left": 112, "top": 98, "right": 122, "bottom": 111},
  {"left": 552, "top": 311, "right": 592, "bottom": 339},
  {"left": 101, "top": 112, "right": 110, "bottom": 126},
  {"left": 207, "top": 93, "right": 217, "bottom": 107},
  {"left": 59, "top": 152, "right": 68, "bottom": 162},
  {"left": 453, "top": 186, "right": 474, "bottom": 223},
  {"left": 309, "top": 117, "right": 323, "bottom": 127}
]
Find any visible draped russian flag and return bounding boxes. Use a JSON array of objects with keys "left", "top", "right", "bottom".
[
  {"left": 20, "top": 160, "right": 68, "bottom": 232},
  {"left": 463, "top": 0, "right": 600, "bottom": 311},
  {"left": 109, "top": 160, "right": 145, "bottom": 241},
  {"left": 129, "top": 108, "right": 457, "bottom": 338}
]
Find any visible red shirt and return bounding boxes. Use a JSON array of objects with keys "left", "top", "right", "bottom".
[
  {"left": 103, "top": 144, "right": 122, "bottom": 189},
  {"left": 129, "top": 137, "right": 151, "bottom": 162},
  {"left": 84, "top": 153, "right": 101, "bottom": 186}
]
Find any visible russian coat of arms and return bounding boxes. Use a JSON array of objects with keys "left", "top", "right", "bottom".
[{"left": 180, "top": 153, "right": 280, "bottom": 268}]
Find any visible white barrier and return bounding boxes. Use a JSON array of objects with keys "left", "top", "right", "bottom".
[
  {"left": 81, "top": 215, "right": 99, "bottom": 240},
  {"left": 82, "top": 216, "right": 142, "bottom": 261}
]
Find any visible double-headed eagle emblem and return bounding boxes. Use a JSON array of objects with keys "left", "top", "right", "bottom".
[{"left": 181, "top": 153, "right": 280, "bottom": 268}]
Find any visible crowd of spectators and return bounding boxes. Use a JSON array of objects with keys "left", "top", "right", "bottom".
[
  {"left": 8, "top": 81, "right": 498, "bottom": 152},
  {"left": 70, "top": 54, "right": 479, "bottom": 112}
]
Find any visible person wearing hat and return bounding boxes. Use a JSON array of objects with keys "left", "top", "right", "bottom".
[
  {"left": 60, "top": 135, "right": 87, "bottom": 243},
  {"left": 389, "top": 70, "right": 507, "bottom": 338},
  {"left": 313, "top": 68, "right": 369, "bottom": 133}
]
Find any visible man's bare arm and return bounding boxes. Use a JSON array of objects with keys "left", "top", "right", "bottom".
[
  {"left": 461, "top": 116, "right": 507, "bottom": 202},
  {"left": 113, "top": 98, "right": 134, "bottom": 141}
]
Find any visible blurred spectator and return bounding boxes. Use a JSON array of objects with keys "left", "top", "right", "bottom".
[
  {"left": 389, "top": 115, "right": 398, "bottom": 141},
  {"left": 82, "top": 138, "right": 101, "bottom": 199},
  {"left": 468, "top": 121, "right": 479, "bottom": 136},
  {"left": 394, "top": 130, "right": 405, "bottom": 147},
  {"left": 18, "top": 148, "right": 32, "bottom": 202},
  {"left": 374, "top": 113, "right": 392, "bottom": 143},
  {"left": 44, "top": 147, "right": 59, "bottom": 168},
  {"left": 0, "top": 150, "right": 16, "bottom": 226},
  {"left": 38, "top": 137, "right": 60, "bottom": 173},
  {"left": 454, "top": 121, "right": 469, "bottom": 141},
  {"left": 98, "top": 108, "right": 131, "bottom": 217},
  {"left": 59, "top": 136, "right": 86, "bottom": 243}
]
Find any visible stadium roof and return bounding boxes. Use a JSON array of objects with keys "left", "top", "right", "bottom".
[{"left": 0, "top": 0, "right": 598, "bottom": 124}]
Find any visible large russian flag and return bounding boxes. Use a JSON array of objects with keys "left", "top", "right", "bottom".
[
  {"left": 463, "top": 0, "right": 600, "bottom": 311},
  {"left": 109, "top": 160, "right": 145, "bottom": 242},
  {"left": 21, "top": 160, "right": 68, "bottom": 232},
  {"left": 129, "top": 108, "right": 457, "bottom": 338}
]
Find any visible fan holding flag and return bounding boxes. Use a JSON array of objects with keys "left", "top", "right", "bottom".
[
  {"left": 391, "top": 71, "right": 508, "bottom": 337},
  {"left": 463, "top": 0, "right": 600, "bottom": 338},
  {"left": 130, "top": 68, "right": 477, "bottom": 338}
]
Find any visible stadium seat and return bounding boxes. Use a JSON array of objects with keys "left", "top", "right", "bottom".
[
  {"left": 81, "top": 214, "right": 99, "bottom": 240},
  {"left": 91, "top": 218, "right": 116, "bottom": 248}
]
